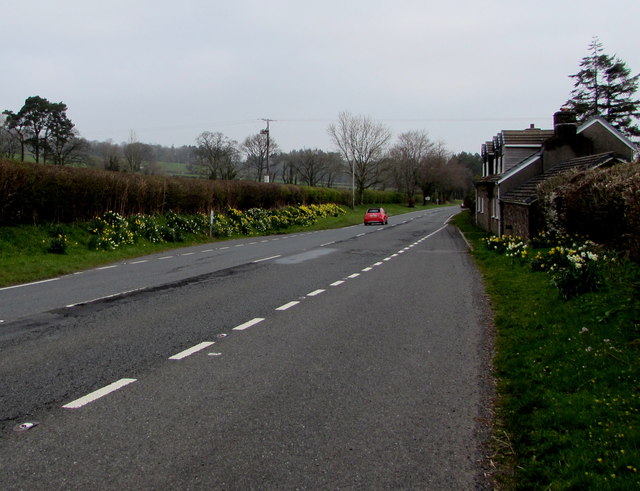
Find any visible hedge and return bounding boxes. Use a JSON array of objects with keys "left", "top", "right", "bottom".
[
  {"left": 537, "top": 161, "right": 640, "bottom": 261},
  {"left": 0, "top": 159, "right": 404, "bottom": 225}
]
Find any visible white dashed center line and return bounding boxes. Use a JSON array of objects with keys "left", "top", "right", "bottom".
[
  {"left": 169, "top": 341, "right": 215, "bottom": 360},
  {"left": 233, "top": 318, "right": 265, "bottom": 331},
  {"left": 276, "top": 301, "right": 300, "bottom": 311},
  {"left": 331, "top": 280, "right": 345, "bottom": 286},
  {"left": 62, "top": 379, "right": 137, "bottom": 409},
  {"left": 307, "top": 289, "right": 325, "bottom": 296}
]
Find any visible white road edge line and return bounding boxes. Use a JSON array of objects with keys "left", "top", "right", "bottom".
[
  {"left": 169, "top": 341, "right": 215, "bottom": 360},
  {"left": 62, "top": 378, "right": 137, "bottom": 409},
  {"left": 233, "top": 318, "right": 265, "bottom": 331},
  {"left": 0, "top": 277, "right": 60, "bottom": 291},
  {"left": 97, "top": 265, "right": 117, "bottom": 270},
  {"left": 130, "top": 260, "right": 148, "bottom": 264},
  {"left": 252, "top": 255, "right": 282, "bottom": 263},
  {"left": 66, "top": 287, "right": 145, "bottom": 308},
  {"left": 276, "top": 301, "right": 300, "bottom": 311}
]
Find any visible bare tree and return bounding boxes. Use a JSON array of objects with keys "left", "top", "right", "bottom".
[
  {"left": 0, "top": 114, "right": 20, "bottom": 159},
  {"left": 319, "top": 152, "right": 344, "bottom": 188},
  {"left": 275, "top": 153, "right": 297, "bottom": 184},
  {"left": 415, "top": 142, "right": 473, "bottom": 204},
  {"left": 388, "top": 130, "right": 434, "bottom": 205},
  {"left": 123, "top": 131, "right": 153, "bottom": 172},
  {"left": 49, "top": 130, "right": 89, "bottom": 166},
  {"left": 241, "top": 132, "right": 279, "bottom": 182},
  {"left": 94, "top": 140, "right": 123, "bottom": 171},
  {"left": 328, "top": 112, "right": 391, "bottom": 207},
  {"left": 194, "top": 131, "right": 240, "bottom": 180},
  {"left": 418, "top": 141, "right": 450, "bottom": 204}
]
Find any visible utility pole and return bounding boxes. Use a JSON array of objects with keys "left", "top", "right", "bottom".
[{"left": 260, "top": 118, "right": 274, "bottom": 183}]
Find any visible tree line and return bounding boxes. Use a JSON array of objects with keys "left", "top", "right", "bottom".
[
  {"left": 1, "top": 99, "right": 480, "bottom": 205},
  {"left": 1, "top": 37, "right": 637, "bottom": 202}
]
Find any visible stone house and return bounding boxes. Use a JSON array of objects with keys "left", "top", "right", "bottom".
[{"left": 475, "top": 110, "right": 638, "bottom": 239}]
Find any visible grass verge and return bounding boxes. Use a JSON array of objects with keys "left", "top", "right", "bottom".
[
  {"left": 0, "top": 203, "right": 440, "bottom": 288},
  {"left": 453, "top": 211, "right": 640, "bottom": 489}
]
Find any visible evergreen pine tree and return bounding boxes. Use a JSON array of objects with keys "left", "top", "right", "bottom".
[{"left": 566, "top": 37, "right": 640, "bottom": 140}]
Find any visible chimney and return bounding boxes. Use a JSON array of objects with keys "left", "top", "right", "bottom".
[{"left": 554, "top": 108, "right": 577, "bottom": 140}]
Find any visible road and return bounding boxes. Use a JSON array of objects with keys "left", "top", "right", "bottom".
[{"left": 0, "top": 206, "right": 494, "bottom": 489}]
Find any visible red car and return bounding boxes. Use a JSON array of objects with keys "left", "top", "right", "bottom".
[{"left": 363, "top": 207, "right": 388, "bottom": 225}]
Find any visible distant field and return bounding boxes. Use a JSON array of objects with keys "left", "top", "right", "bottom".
[{"left": 156, "top": 161, "right": 197, "bottom": 177}]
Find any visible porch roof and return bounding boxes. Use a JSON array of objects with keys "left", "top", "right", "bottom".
[{"left": 500, "top": 152, "right": 620, "bottom": 205}]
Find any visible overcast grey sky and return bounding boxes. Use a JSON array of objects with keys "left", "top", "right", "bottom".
[{"left": 3, "top": 0, "right": 639, "bottom": 155}]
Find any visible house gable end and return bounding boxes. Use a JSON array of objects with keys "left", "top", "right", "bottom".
[{"left": 578, "top": 117, "right": 638, "bottom": 160}]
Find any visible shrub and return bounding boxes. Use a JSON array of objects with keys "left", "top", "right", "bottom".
[
  {"left": 45, "top": 234, "right": 69, "bottom": 254},
  {"left": 537, "top": 162, "right": 640, "bottom": 261}
]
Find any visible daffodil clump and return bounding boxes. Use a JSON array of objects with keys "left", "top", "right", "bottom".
[
  {"left": 531, "top": 238, "right": 611, "bottom": 300},
  {"left": 88, "top": 211, "right": 135, "bottom": 250},
  {"left": 485, "top": 235, "right": 529, "bottom": 263},
  {"left": 485, "top": 232, "right": 614, "bottom": 299},
  {"left": 44, "top": 233, "right": 70, "bottom": 254},
  {"left": 87, "top": 204, "right": 346, "bottom": 251}
]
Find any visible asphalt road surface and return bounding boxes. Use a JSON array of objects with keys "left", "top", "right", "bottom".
[{"left": 0, "top": 206, "right": 494, "bottom": 489}]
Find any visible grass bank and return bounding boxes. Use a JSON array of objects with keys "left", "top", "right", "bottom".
[
  {"left": 0, "top": 203, "right": 438, "bottom": 288},
  {"left": 453, "top": 211, "right": 640, "bottom": 489}
]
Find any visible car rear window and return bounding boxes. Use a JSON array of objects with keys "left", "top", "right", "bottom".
[{"left": 367, "top": 208, "right": 380, "bottom": 213}]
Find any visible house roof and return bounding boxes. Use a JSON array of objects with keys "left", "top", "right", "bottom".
[
  {"left": 498, "top": 152, "right": 542, "bottom": 184},
  {"left": 483, "top": 128, "right": 554, "bottom": 157},
  {"left": 500, "top": 152, "right": 621, "bottom": 205},
  {"left": 578, "top": 116, "right": 639, "bottom": 155},
  {"left": 500, "top": 129, "right": 554, "bottom": 146}
]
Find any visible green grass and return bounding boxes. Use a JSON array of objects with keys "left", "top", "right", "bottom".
[
  {"left": 0, "top": 203, "right": 439, "bottom": 288},
  {"left": 155, "top": 160, "right": 198, "bottom": 177},
  {"left": 453, "top": 211, "right": 640, "bottom": 490}
]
